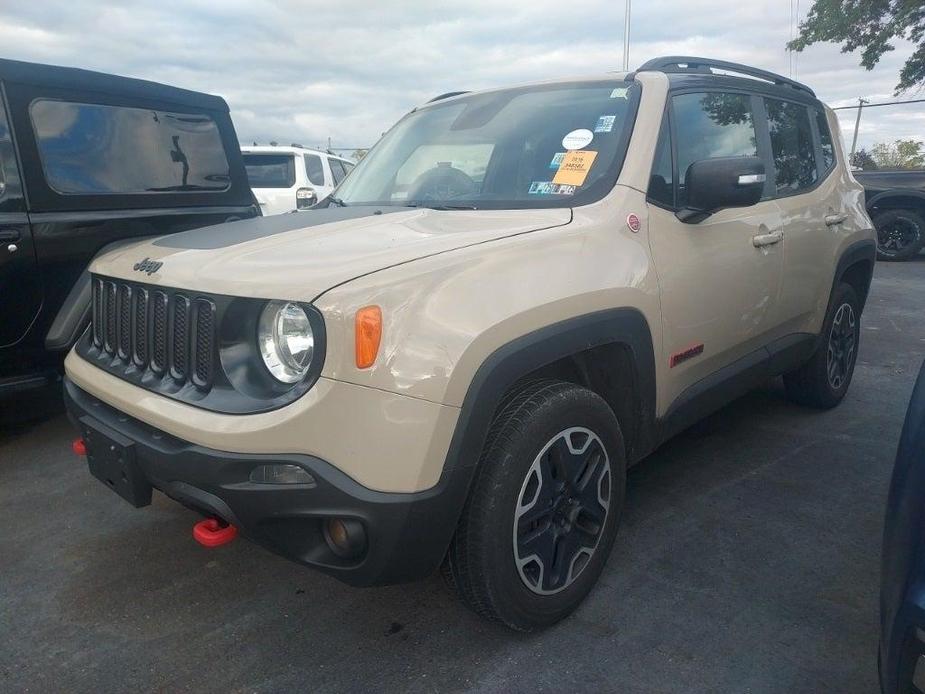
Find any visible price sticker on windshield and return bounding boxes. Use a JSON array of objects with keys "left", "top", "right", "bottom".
[{"left": 552, "top": 150, "right": 598, "bottom": 186}]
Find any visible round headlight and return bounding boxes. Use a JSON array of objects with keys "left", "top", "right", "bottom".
[{"left": 258, "top": 301, "right": 314, "bottom": 383}]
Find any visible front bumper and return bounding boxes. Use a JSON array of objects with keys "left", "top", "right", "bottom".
[{"left": 64, "top": 378, "right": 465, "bottom": 586}]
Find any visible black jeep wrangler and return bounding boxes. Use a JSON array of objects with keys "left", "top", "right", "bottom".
[{"left": 0, "top": 59, "right": 258, "bottom": 399}]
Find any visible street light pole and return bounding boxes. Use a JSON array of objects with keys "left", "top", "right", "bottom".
[
  {"left": 622, "top": 0, "right": 632, "bottom": 71},
  {"left": 850, "top": 97, "right": 869, "bottom": 160}
]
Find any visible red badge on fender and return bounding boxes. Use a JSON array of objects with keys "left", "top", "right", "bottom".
[{"left": 626, "top": 213, "right": 641, "bottom": 233}]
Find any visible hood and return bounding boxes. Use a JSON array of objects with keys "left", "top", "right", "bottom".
[{"left": 90, "top": 206, "right": 572, "bottom": 301}]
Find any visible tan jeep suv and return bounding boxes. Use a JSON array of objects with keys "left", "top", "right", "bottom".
[{"left": 64, "top": 57, "right": 875, "bottom": 631}]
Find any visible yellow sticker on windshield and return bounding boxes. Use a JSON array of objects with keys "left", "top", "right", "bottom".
[{"left": 552, "top": 150, "right": 598, "bottom": 186}]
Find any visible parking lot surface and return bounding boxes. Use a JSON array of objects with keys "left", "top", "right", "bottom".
[{"left": 2, "top": 259, "right": 923, "bottom": 693}]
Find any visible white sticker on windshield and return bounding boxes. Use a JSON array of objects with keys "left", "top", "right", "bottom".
[
  {"left": 562, "top": 129, "right": 593, "bottom": 151},
  {"left": 549, "top": 152, "right": 566, "bottom": 169},
  {"left": 610, "top": 87, "right": 628, "bottom": 99},
  {"left": 594, "top": 115, "right": 616, "bottom": 133}
]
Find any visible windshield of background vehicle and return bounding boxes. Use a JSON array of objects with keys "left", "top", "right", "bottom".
[
  {"left": 333, "top": 80, "right": 641, "bottom": 209},
  {"left": 242, "top": 154, "right": 296, "bottom": 188}
]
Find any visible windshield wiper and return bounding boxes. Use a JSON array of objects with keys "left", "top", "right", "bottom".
[
  {"left": 403, "top": 202, "right": 478, "bottom": 211},
  {"left": 327, "top": 196, "right": 347, "bottom": 207}
]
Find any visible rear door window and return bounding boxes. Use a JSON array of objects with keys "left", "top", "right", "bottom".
[
  {"left": 672, "top": 92, "right": 758, "bottom": 207},
  {"left": 303, "top": 154, "right": 325, "bottom": 186},
  {"left": 30, "top": 100, "right": 230, "bottom": 194},
  {"left": 765, "top": 98, "right": 818, "bottom": 195},
  {"left": 243, "top": 154, "right": 296, "bottom": 188}
]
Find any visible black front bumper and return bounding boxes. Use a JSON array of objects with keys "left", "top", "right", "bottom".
[{"left": 63, "top": 378, "right": 465, "bottom": 586}]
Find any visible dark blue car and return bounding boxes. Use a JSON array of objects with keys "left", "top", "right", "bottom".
[{"left": 882, "top": 360, "right": 925, "bottom": 692}]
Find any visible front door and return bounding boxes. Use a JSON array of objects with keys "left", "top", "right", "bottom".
[
  {"left": 0, "top": 90, "right": 40, "bottom": 350},
  {"left": 646, "top": 90, "right": 784, "bottom": 411}
]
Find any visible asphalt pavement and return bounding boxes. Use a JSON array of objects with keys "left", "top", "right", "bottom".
[{"left": 2, "top": 258, "right": 924, "bottom": 693}]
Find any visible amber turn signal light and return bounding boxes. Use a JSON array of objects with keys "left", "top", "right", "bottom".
[{"left": 355, "top": 306, "right": 382, "bottom": 369}]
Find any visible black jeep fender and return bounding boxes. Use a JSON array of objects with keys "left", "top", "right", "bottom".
[
  {"left": 420, "top": 308, "right": 657, "bottom": 569},
  {"left": 44, "top": 236, "right": 159, "bottom": 352}
]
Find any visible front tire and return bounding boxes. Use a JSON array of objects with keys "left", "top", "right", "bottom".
[
  {"left": 784, "top": 282, "right": 860, "bottom": 409},
  {"left": 874, "top": 209, "right": 925, "bottom": 261},
  {"left": 443, "top": 379, "right": 625, "bottom": 631}
]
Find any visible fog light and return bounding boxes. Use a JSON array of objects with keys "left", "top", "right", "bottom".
[
  {"left": 323, "top": 517, "right": 366, "bottom": 558},
  {"left": 249, "top": 464, "right": 315, "bottom": 485}
]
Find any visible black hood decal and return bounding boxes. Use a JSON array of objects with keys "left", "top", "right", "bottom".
[{"left": 153, "top": 206, "right": 405, "bottom": 250}]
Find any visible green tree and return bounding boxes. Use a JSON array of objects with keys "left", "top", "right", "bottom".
[
  {"left": 851, "top": 148, "right": 879, "bottom": 170},
  {"left": 869, "top": 138, "right": 925, "bottom": 169},
  {"left": 788, "top": 1, "right": 925, "bottom": 93}
]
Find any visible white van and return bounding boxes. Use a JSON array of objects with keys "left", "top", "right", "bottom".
[{"left": 241, "top": 145, "right": 355, "bottom": 215}]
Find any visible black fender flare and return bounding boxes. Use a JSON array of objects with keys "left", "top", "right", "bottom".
[
  {"left": 413, "top": 308, "right": 657, "bottom": 570},
  {"left": 866, "top": 189, "right": 925, "bottom": 213},
  {"left": 832, "top": 238, "right": 876, "bottom": 312},
  {"left": 44, "top": 236, "right": 159, "bottom": 352}
]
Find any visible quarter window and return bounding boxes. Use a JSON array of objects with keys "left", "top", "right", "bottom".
[
  {"left": 30, "top": 100, "right": 230, "bottom": 195},
  {"left": 672, "top": 92, "right": 757, "bottom": 207},
  {"left": 329, "top": 159, "right": 346, "bottom": 185},
  {"left": 647, "top": 115, "right": 673, "bottom": 208},
  {"left": 814, "top": 108, "right": 835, "bottom": 171},
  {"left": 303, "top": 154, "right": 325, "bottom": 186},
  {"left": 765, "top": 98, "right": 818, "bottom": 195}
]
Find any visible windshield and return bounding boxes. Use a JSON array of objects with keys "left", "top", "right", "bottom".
[
  {"left": 243, "top": 153, "right": 295, "bottom": 188},
  {"left": 333, "top": 80, "right": 640, "bottom": 209}
]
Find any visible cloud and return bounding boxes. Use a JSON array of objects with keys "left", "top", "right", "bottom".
[{"left": 0, "top": 0, "right": 920, "bottom": 152}]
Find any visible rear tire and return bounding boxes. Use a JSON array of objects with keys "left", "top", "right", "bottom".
[
  {"left": 784, "top": 282, "right": 860, "bottom": 409},
  {"left": 443, "top": 379, "right": 625, "bottom": 631},
  {"left": 874, "top": 209, "right": 925, "bottom": 261}
]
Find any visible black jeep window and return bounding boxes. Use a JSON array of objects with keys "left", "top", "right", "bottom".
[
  {"left": 765, "top": 98, "right": 818, "bottom": 195},
  {"left": 672, "top": 92, "right": 757, "bottom": 207},
  {"left": 647, "top": 115, "right": 674, "bottom": 208},
  {"left": 30, "top": 100, "right": 230, "bottom": 195},
  {"left": 243, "top": 154, "right": 296, "bottom": 188},
  {"left": 814, "top": 107, "right": 835, "bottom": 171},
  {"left": 303, "top": 154, "right": 325, "bottom": 186}
]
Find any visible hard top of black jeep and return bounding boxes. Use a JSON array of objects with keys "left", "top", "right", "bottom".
[{"left": 0, "top": 57, "right": 227, "bottom": 112}]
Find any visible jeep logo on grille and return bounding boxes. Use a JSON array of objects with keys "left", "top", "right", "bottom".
[{"left": 133, "top": 258, "right": 163, "bottom": 275}]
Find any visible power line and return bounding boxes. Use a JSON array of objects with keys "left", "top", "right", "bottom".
[{"left": 832, "top": 98, "right": 925, "bottom": 110}]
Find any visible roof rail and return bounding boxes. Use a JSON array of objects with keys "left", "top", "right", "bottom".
[
  {"left": 427, "top": 91, "right": 469, "bottom": 103},
  {"left": 637, "top": 56, "right": 815, "bottom": 97}
]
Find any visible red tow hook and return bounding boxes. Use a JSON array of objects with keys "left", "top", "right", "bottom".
[
  {"left": 192, "top": 518, "right": 238, "bottom": 547},
  {"left": 72, "top": 438, "right": 87, "bottom": 456}
]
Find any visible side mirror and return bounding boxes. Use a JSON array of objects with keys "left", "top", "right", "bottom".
[{"left": 677, "top": 156, "right": 766, "bottom": 224}]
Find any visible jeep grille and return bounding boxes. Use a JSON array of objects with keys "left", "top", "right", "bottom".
[{"left": 90, "top": 277, "right": 216, "bottom": 389}]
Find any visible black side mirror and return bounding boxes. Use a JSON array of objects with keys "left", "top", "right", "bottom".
[{"left": 677, "top": 156, "right": 766, "bottom": 224}]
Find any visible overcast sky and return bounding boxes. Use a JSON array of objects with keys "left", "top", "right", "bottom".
[{"left": 2, "top": 0, "right": 921, "bottom": 154}]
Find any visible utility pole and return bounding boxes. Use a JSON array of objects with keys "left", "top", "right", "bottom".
[
  {"left": 850, "top": 98, "right": 869, "bottom": 160},
  {"left": 622, "top": 0, "right": 632, "bottom": 71}
]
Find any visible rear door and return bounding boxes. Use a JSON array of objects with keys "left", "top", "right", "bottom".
[
  {"left": 769, "top": 101, "right": 841, "bottom": 334},
  {"left": 646, "top": 90, "right": 784, "bottom": 408},
  {"left": 0, "top": 88, "right": 40, "bottom": 348}
]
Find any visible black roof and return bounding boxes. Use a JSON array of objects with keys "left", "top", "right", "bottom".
[
  {"left": 637, "top": 56, "right": 818, "bottom": 102},
  {"left": 0, "top": 57, "right": 228, "bottom": 111}
]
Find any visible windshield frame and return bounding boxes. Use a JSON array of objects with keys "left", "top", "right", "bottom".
[{"left": 331, "top": 79, "right": 642, "bottom": 211}]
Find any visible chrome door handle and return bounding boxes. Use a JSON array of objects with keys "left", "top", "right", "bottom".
[
  {"left": 752, "top": 230, "right": 783, "bottom": 247},
  {"left": 0, "top": 228, "right": 20, "bottom": 242},
  {"left": 825, "top": 213, "right": 847, "bottom": 226}
]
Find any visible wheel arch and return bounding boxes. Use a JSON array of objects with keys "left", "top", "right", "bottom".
[
  {"left": 833, "top": 239, "right": 876, "bottom": 312},
  {"left": 442, "top": 308, "right": 657, "bottom": 492},
  {"left": 866, "top": 190, "right": 925, "bottom": 215}
]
